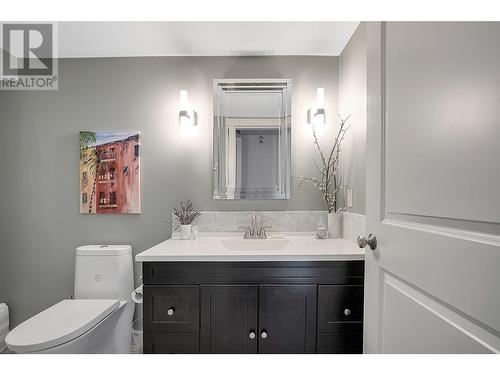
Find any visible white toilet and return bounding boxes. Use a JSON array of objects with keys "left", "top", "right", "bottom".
[{"left": 6, "top": 245, "right": 135, "bottom": 354}]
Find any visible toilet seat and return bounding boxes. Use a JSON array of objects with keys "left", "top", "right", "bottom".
[{"left": 6, "top": 299, "right": 119, "bottom": 353}]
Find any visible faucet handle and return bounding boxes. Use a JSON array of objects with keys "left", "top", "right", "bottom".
[
  {"left": 238, "top": 226, "right": 252, "bottom": 239},
  {"left": 257, "top": 226, "right": 271, "bottom": 239},
  {"left": 244, "top": 228, "right": 251, "bottom": 239}
]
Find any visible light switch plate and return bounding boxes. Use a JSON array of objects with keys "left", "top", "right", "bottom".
[{"left": 347, "top": 187, "right": 353, "bottom": 208}]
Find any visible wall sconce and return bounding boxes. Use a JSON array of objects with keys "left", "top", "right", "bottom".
[
  {"left": 179, "top": 90, "right": 197, "bottom": 127},
  {"left": 307, "top": 88, "right": 325, "bottom": 127}
]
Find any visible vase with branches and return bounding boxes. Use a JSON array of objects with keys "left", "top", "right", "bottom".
[
  {"left": 298, "top": 115, "right": 350, "bottom": 238},
  {"left": 173, "top": 201, "right": 201, "bottom": 240}
]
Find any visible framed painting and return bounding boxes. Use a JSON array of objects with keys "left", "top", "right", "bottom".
[{"left": 79, "top": 131, "right": 141, "bottom": 214}]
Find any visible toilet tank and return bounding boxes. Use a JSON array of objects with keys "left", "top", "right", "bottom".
[{"left": 74, "top": 245, "right": 134, "bottom": 301}]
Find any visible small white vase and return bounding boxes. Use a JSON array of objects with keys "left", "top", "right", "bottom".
[
  {"left": 327, "top": 212, "right": 341, "bottom": 239},
  {"left": 180, "top": 224, "right": 192, "bottom": 240}
]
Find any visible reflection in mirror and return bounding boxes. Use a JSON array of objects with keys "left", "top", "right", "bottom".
[{"left": 213, "top": 79, "right": 292, "bottom": 199}]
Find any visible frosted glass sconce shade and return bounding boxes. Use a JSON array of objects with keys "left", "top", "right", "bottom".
[
  {"left": 307, "top": 87, "right": 325, "bottom": 127},
  {"left": 179, "top": 90, "right": 197, "bottom": 127}
]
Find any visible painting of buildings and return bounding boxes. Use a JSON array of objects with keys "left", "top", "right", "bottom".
[{"left": 79, "top": 131, "right": 141, "bottom": 214}]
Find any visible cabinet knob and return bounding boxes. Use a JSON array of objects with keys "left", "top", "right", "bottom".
[
  {"left": 344, "top": 308, "right": 351, "bottom": 316},
  {"left": 167, "top": 307, "right": 175, "bottom": 316},
  {"left": 260, "top": 330, "right": 268, "bottom": 339},
  {"left": 249, "top": 330, "right": 256, "bottom": 339}
]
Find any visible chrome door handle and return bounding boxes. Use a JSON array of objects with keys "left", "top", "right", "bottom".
[
  {"left": 249, "top": 330, "right": 256, "bottom": 339},
  {"left": 260, "top": 330, "right": 268, "bottom": 339},
  {"left": 357, "top": 233, "right": 377, "bottom": 250},
  {"left": 344, "top": 308, "right": 351, "bottom": 316},
  {"left": 167, "top": 307, "right": 175, "bottom": 316}
]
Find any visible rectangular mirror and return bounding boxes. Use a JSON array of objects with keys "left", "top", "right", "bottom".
[{"left": 213, "top": 79, "right": 292, "bottom": 200}]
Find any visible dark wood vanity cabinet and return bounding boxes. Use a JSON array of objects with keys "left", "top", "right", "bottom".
[
  {"left": 143, "top": 261, "right": 364, "bottom": 354},
  {"left": 200, "top": 285, "right": 258, "bottom": 353},
  {"left": 258, "top": 285, "right": 317, "bottom": 353}
]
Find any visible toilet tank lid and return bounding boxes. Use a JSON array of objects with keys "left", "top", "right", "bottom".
[{"left": 76, "top": 244, "right": 132, "bottom": 256}]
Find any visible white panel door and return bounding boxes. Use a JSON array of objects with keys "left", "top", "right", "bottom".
[{"left": 364, "top": 22, "right": 500, "bottom": 354}]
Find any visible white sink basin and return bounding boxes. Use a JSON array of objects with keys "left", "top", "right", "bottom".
[{"left": 221, "top": 239, "right": 290, "bottom": 251}]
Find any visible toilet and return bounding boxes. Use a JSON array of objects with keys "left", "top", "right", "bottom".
[{"left": 6, "top": 245, "right": 134, "bottom": 354}]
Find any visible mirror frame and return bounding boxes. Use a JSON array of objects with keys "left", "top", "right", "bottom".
[{"left": 212, "top": 78, "right": 292, "bottom": 200}]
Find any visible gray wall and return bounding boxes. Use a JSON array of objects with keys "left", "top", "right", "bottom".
[
  {"left": 0, "top": 56, "right": 340, "bottom": 326},
  {"left": 339, "top": 23, "right": 367, "bottom": 214}
]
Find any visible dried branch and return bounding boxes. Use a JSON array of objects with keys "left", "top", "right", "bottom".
[{"left": 297, "top": 115, "right": 351, "bottom": 213}]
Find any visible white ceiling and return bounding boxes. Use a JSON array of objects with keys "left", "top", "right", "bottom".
[{"left": 58, "top": 22, "right": 359, "bottom": 58}]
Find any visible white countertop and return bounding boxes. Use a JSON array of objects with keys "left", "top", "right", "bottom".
[{"left": 135, "top": 234, "right": 364, "bottom": 262}]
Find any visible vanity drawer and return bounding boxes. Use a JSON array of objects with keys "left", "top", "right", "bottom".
[
  {"left": 144, "top": 285, "right": 200, "bottom": 332},
  {"left": 317, "top": 285, "right": 364, "bottom": 332},
  {"left": 144, "top": 333, "right": 199, "bottom": 354},
  {"left": 317, "top": 333, "right": 363, "bottom": 354}
]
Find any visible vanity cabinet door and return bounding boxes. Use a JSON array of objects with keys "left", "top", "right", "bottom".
[
  {"left": 200, "top": 285, "right": 258, "bottom": 353},
  {"left": 258, "top": 285, "right": 317, "bottom": 354}
]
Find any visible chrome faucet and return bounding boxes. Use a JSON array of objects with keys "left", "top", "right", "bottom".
[{"left": 240, "top": 212, "right": 271, "bottom": 239}]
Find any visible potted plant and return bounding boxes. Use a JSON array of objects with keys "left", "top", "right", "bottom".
[
  {"left": 173, "top": 201, "right": 201, "bottom": 240},
  {"left": 298, "top": 115, "right": 350, "bottom": 238}
]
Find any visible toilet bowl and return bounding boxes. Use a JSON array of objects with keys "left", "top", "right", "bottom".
[{"left": 6, "top": 245, "right": 134, "bottom": 354}]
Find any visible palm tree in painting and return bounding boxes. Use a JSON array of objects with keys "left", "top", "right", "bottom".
[
  {"left": 79, "top": 131, "right": 104, "bottom": 213},
  {"left": 79, "top": 131, "right": 96, "bottom": 158},
  {"left": 86, "top": 148, "right": 106, "bottom": 213}
]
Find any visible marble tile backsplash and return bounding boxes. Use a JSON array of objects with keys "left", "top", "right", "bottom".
[
  {"left": 341, "top": 212, "right": 366, "bottom": 243},
  {"left": 172, "top": 211, "right": 327, "bottom": 234},
  {"left": 171, "top": 210, "right": 366, "bottom": 243}
]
